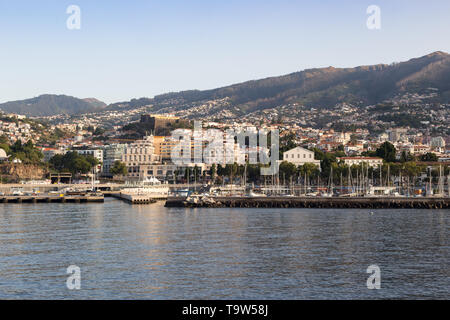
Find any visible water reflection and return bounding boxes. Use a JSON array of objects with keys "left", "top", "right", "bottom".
[{"left": 0, "top": 199, "right": 448, "bottom": 299}]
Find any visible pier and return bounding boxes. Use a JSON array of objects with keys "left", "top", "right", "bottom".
[
  {"left": 165, "top": 196, "right": 450, "bottom": 209},
  {"left": 0, "top": 195, "right": 104, "bottom": 204},
  {"left": 111, "top": 192, "right": 166, "bottom": 204}
]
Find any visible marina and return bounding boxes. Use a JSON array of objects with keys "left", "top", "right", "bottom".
[{"left": 0, "top": 179, "right": 449, "bottom": 208}]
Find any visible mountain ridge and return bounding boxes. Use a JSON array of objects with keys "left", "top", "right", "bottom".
[
  {"left": 2, "top": 51, "right": 450, "bottom": 117},
  {"left": 0, "top": 94, "right": 107, "bottom": 117},
  {"left": 139, "top": 51, "right": 450, "bottom": 115}
]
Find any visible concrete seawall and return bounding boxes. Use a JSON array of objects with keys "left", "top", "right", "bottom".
[
  {"left": 165, "top": 197, "right": 450, "bottom": 209},
  {"left": 0, "top": 195, "right": 104, "bottom": 204},
  {"left": 111, "top": 193, "right": 165, "bottom": 204}
]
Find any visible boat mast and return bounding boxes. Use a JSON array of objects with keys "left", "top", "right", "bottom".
[{"left": 438, "top": 165, "right": 444, "bottom": 196}]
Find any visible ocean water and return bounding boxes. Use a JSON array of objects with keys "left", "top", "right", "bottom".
[{"left": 0, "top": 198, "right": 448, "bottom": 299}]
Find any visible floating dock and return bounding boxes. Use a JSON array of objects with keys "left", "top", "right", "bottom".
[
  {"left": 165, "top": 196, "right": 450, "bottom": 209},
  {"left": 111, "top": 192, "right": 166, "bottom": 204},
  {"left": 0, "top": 195, "right": 104, "bottom": 203}
]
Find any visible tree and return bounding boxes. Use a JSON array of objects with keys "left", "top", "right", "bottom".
[
  {"left": 279, "top": 161, "right": 297, "bottom": 181},
  {"left": 93, "top": 127, "right": 105, "bottom": 136},
  {"left": 247, "top": 164, "right": 262, "bottom": 183},
  {"left": 9, "top": 139, "right": 43, "bottom": 163},
  {"left": 85, "top": 155, "right": 99, "bottom": 168},
  {"left": 420, "top": 153, "right": 438, "bottom": 162},
  {"left": 49, "top": 151, "right": 96, "bottom": 175},
  {"left": 402, "top": 162, "right": 424, "bottom": 178},
  {"left": 376, "top": 142, "right": 396, "bottom": 162},
  {"left": 400, "top": 151, "right": 415, "bottom": 162},
  {"left": 184, "top": 167, "right": 191, "bottom": 181},
  {"left": 298, "top": 163, "right": 320, "bottom": 178},
  {"left": 0, "top": 142, "right": 10, "bottom": 154},
  {"left": 279, "top": 133, "right": 297, "bottom": 159},
  {"left": 110, "top": 161, "right": 127, "bottom": 176},
  {"left": 312, "top": 148, "right": 338, "bottom": 179},
  {"left": 193, "top": 165, "right": 200, "bottom": 181},
  {"left": 209, "top": 164, "right": 217, "bottom": 184}
]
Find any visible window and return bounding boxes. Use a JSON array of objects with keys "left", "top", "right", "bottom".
[
  {"left": 303, "top": 154, "right": 306, "bottom": 158},
  {"left": 309, "top": 154, "right": 312, "bottom": 158}
]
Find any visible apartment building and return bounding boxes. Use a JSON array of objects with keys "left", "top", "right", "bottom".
[{"left": 122, "top": 135, "right": 160, "bottom": 178}]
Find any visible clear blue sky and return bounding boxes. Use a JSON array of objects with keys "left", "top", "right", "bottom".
[{"left": 1, "top": 0, "right": 449, "bottom": 104}]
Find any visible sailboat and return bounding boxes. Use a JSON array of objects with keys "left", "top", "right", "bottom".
[
  {"left": 321, "top": 166, "right": 334, "bottom": 197},
  {"left": 340, "top": 166, "right": 357, "bottom": 197}
]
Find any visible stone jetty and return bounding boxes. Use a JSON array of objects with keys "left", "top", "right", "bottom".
[
  {"left": 0, "top": 195, "right": 104, "bottom": 204},
  {"left": 111, "top": 192, "right": 159, "bottom": 204},
  {"left": 165, "top": 196, "right": 450, "bottom": 209}
]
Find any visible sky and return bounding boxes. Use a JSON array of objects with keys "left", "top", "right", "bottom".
[{"left": 0, "top": 0, "right": 449, "bottom": 104}]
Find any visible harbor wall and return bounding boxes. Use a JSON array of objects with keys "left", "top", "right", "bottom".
[
  {"left": 0, "top": 195, "right": 104, "bottom": 203},
  {"left": 165, "top": 196, "right": 450, "bottom": 209},
  {"left": 111, "top": 192, "right": 163, "bottom": 204}
]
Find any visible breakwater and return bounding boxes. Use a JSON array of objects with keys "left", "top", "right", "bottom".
[
  {"left": 165, "top": 196, "right": 450, "bottom": 209},
  {"left": 111, "top": 193, "right": 157, "bottom": 204},
  {"left": 110, "top": 192, "right": 168, "bottom": 204},
  {"left": 0, "top": 195, "right": 104, "bottom": 203}
]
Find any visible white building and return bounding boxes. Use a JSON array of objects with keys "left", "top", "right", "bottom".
[
  {"left": 283, "top": 147, "right": 321, "bottom": 166},
  {"left": 337, "top": 157, "right": 383, "bottom": 168},
  {"left": 122, "top": 136, "right": 161, "bottom": 179},
  {"left": 122, "top": 135, "right": 160, "bottom": 166}
]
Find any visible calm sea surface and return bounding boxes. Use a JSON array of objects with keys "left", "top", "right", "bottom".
[{"left": 0, "top": 198, "right": 448, "bottom": 299}]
